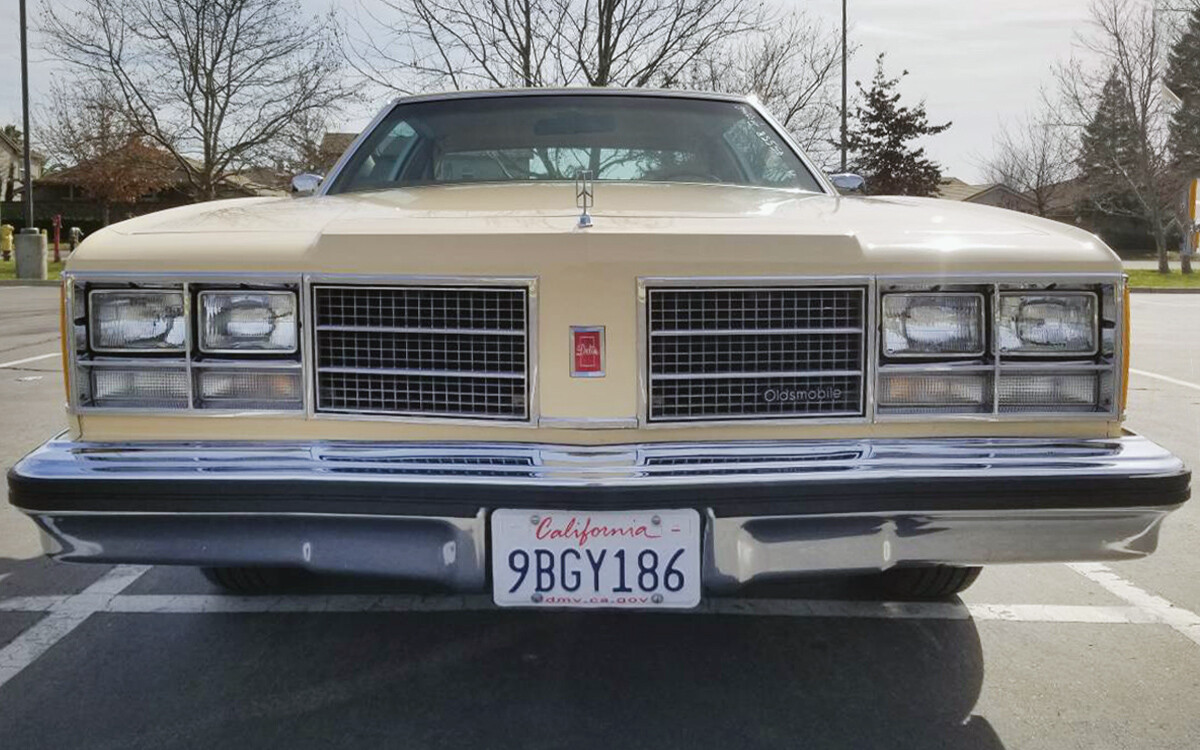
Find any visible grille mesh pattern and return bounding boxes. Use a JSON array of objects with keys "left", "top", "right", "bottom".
[
  {"left": 314, "top": 286, "right": 529, "bottom": 419},
  {"left": 647, "top": 288, "right": 866, "bottom": 421}
]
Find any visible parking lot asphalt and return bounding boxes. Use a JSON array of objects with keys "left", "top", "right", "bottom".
[{"left": 1, "top": 285, "right": 1198, "bottom": 749}]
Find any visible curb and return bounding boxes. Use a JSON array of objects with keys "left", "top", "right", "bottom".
[
  {"left": 0, "top": 279, "right": 60, "bottom": 287},
  {"left": 1130, "top": 287, "right": 1200, "bottom": 294}
]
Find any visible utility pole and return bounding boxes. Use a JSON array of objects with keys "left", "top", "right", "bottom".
[
  {"left": 840, "top": 0, "right": 849, "bottom": 172},
  {"left": 14, "top": 0, "right": 47, "bottom": 279},
  {"left": 19, "top": 0, "right": 34, "bottom": 230}
]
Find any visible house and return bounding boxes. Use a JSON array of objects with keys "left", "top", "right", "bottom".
[
  {"left": 0, "top": 130, "right": 45, "bottom": 203},
  {"left": 318, "top": 132, "right": 358, "bottom": 173},
  {"left": 936, "top": 178, "right": 1038, "bottom": 213},
  {"left": 937, "top": 176, "right": 1156, "bottom": 252},
  {"left": 29, "top": 141, "right": 283, "bottom": 230}
]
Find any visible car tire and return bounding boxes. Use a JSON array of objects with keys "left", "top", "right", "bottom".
[
  {"left": 200, "top": 566, "right": 300, "bottom": 594},
  {"left": 874, "top": 565, "right": 982, "bottom": 599}
]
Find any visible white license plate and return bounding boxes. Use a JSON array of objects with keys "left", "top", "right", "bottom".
[{"left": 491, "top": 509, "right": 701, "bottom": 609}]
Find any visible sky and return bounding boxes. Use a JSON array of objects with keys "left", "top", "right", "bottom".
[{"left": 1, "top": 0, "right": 1101, "bottom": 183}]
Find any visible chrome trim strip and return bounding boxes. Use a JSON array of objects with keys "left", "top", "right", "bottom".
[
  {"left": 65, "top": 275, "right": 79, "bottom": 412},
  {"left": 651, "top": 370, "right": 864, "bottom": 382},
  {"left": 13, "top": 434, "right": 1184, "bottom": 489},
  {"left": 315, "top": 325, "right": 525, "bottom": 336},
  {"left": 650, "top": 327, "right": 864, "bottom": 337},
  {"left": 317, "top": 366, "right": 525, "bottom": 380},
  {"left": 537, "top": 416, "right": 639, "bottom": 429}
]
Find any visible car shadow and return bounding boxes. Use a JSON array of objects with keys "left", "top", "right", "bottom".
[{"left": 0, "top": 564, "right": 1006, "bottom": 750}]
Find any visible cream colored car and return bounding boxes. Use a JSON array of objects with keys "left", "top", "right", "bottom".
[{"left": 7, "top": 89, "right": 1190, "bottom": 604}]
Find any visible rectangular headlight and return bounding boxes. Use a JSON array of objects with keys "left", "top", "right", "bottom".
[
  {"left": 997, "top": 293, "right": 1097, "bottom": 356},
  {"left": 89, "top": 290, "right": 186, "bottom": 353},
  {"left": 199, "top": 291, "right": 298, "bottom": 353},
  {"left": 882, "top": 293, "right": 984, "bottom": 357}
]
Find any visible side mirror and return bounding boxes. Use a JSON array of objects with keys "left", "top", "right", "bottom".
[
  {"left": 829, "top": 173, "right": 865, "bottom": 194},
  {"left": 291, "top": 173, "right": 323, "bottom": 196}
]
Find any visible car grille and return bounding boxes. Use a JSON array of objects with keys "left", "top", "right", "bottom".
[
  {"left": 313, "top": 285, "right": 530, "bottom": 420},
  {"left": 646, "top": 287, "right": 867, "bottom": 421}
]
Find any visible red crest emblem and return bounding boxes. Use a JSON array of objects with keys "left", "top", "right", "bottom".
[{"left": 571, "top": 327, "right": 605, "bottom": 377}]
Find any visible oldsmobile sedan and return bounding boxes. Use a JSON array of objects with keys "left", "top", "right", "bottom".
[{"left": 7, "top": 89, "right": 1190, "bottom": 605}]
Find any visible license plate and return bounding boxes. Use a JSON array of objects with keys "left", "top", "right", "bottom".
[{"left": 491, "top": 509, "right": 701, "bottom": 609}]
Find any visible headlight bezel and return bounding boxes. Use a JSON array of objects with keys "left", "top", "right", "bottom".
[
  {"left": 875, "top": 277, "right": 1123, "bottom": 420},
  {"left": 67, "top": 276, "right": 305, "bottom": 414}
]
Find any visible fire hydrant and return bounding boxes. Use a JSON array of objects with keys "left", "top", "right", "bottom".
[{"left": 0, "top": 224, "right": 13, "bottom": 262}]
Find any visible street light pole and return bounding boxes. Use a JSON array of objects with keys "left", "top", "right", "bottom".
[
  {"left": 840, "top": 0, "right": 848, "bottom": 173},
  {"left": 19, "top": 0, "right": 35, "bottom": 231}
]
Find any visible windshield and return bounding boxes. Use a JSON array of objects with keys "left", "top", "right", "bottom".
[{"left": 327, "top": 95, "right": 823, "bottom": 194}]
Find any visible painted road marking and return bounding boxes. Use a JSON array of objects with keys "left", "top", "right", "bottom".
[
  {"left": 1068, "top": 563, "right": 1200, "bottom": 647},
  {"left": 0, "top": 591, "right": 1168, "bottom": 624},
  {"left": 0, "top": 566, "right": 149, "bottom": 689},
  {"left": 0, "top": 352, "right": 58, "bottom": 370},
  {"left": 1130, "top": 368, "right": 1200, "bottom": 393}
]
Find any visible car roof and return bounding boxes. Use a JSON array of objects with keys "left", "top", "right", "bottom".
[{"left": 389, "top": 88, "right": 752, "bottom": 107}]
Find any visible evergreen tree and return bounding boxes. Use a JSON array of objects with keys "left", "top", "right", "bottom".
[
  {"left": 1077, "top": 70, "right": 1144, "bottom": 217},
  {"left": 1166, "top": 8, "right": 1200, "bottom": 177},
  {"left": 845, "top": 54, "right": 951, "bottom": 196}
]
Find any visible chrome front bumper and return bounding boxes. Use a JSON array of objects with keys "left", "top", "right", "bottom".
[{"left": 8, "top": 435, "right": 1190, "bottom": 591}]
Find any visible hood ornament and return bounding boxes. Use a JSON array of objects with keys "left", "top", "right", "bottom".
[{"left": 575, "top": 170, "right": 594, "bottom": 229}]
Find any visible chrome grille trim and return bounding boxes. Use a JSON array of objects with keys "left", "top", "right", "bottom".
[
  {"left": 643, "top": 283, "right": 869, "bottom": 422},
  {"left": 312, "top": 283, "right": 532, "bottom": 421}
]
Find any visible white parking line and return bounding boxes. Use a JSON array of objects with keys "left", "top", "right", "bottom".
[
  {"left": 1068, "top": 563, "right": 1200, "bottom": 647},
  {"left": 0, "top": 590, "right": 1168, "bottom": 624},
  {"left": 0, "top": 352, "right": 58, "bottom": 370},
  {"left": 1130, "top": 368, "right": 1200, "bottom": 393},
  {"left": 0, "top": 566, "right": 148, "bottom": 689}
]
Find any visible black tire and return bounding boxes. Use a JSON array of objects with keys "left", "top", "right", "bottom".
[
  {"left": 874, "top": 565, "right": 982, "bottom": 599},
  {"left": 200, "top": 566, "right": 300, "bottom": 594}
]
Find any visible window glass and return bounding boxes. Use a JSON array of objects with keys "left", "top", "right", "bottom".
[{"left": 329, "top": 96, "right": 821, "bottom": 193}]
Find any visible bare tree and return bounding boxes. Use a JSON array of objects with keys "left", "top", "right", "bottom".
[
  {"left": 344, "top": 0, "right": 764, "bottom": 92},
  {"left": 563, "top": 0, "right": 764, "bottom": 87},
  {"left": 985, "top": 101, "right": 1077, "bottom": 218},
  {"left": 36, "top": 82, "right": 174, "bottom": 225},
  {"left": 42, "top": 0, "right": 348, "bottom": 201},
  {"left": 1057, "top": 0, "right": 1180, "bottom": 272},
  {"left": 685, "top": 11, "right": 842, "bottom": 169}
]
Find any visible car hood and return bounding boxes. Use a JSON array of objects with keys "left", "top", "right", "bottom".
[{"left": 72, "top": 182, "right": 1120, "bottom": 274}]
